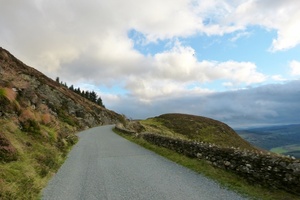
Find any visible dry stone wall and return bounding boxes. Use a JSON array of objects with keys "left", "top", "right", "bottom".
[{"left": 115, "top": 126, "right": 300, "bottom": 195}]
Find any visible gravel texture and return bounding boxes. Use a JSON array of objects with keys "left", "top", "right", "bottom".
[{"left": 42, "top": 125, "right": 248, "bottom": 200}]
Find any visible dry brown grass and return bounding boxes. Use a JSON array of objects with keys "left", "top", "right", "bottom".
[
  {"left": 41, "top": 113, "right": 52, "bottom": 125},
  {"left": 3, "top": 88, "right": 16, "bottom": 102},
  {"left": 19, "top": 108, "right": 36, "bottom": 122},
  {"left": 37, "top": 104, "right": 49, "bottom": 113}
]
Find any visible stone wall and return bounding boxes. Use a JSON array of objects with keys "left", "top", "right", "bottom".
[
  {"left": 115, "top": 125, "right": 300, "bottom": 195},
  {"left": 115, "top": 123, "right": 137, "bottom": 135}
]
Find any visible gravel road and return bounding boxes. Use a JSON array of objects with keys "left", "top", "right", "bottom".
[{"left": 42, "top": 125, "right": 248, "bottom": 200}]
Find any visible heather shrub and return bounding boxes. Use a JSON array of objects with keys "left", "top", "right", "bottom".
[
  {"left": 19, "top": 108, "right": 36, "bottom": 122},
  {"left": 41, "top": 113, "right": 52, "bottom": 125},
  {"left": 20, "top": 119, "right": 41, "bottom": 135}
]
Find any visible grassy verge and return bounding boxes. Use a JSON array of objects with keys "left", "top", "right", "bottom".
[
  {"left": 0, "top": 120, "right": 75, "bottom": 200},
  {"left": 114, "top": 129, "right": 300, "bottom": 200}
]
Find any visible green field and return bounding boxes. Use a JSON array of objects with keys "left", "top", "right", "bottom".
[{"left": 271, "top": 144, "right": 300, "bottom": 158}]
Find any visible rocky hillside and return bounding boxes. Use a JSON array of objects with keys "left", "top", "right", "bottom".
[
  {"left": 0, "top": 47, "right": 121, "bottom": 129},
  {"left": 0, "top": 47, "right": 122, "bottom": 199},
  {"left": 140, "top": 113, "right": 256, "bottom": 150}
]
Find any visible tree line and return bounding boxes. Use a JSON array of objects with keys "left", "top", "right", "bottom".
[{"left": 56, "top": 77, "right": 105, "bottom": 108}]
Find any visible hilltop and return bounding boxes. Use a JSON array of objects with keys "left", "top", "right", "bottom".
[
  {"left": 0, "top": 47, "right": 122, "bottom": 199},
  {"left": 139, "top": 113, "right": 256, "bottom": 150}
]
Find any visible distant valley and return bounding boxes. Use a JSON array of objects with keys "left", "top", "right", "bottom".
[{"left": 236, "top": 124, "right": 300, "bottom": 158}]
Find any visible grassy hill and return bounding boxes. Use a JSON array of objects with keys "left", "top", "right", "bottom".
[{"left": 140, "top": 113, "right": 256, "bottom": 151}]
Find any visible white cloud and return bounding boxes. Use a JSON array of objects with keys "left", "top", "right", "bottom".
[
  {"left": 228, "top": 0, "right": 300, "bottom": 51},
  {"left": 223, "top": 82, "right": 234, "bottom": 87},
  {"left": 214, "top": 61, "right": 266, "bottom": 84},
  {"left": 152, "top": 43, "right": 266, "bottom": 84},
  {"left": 1, "top": 0, "right": 300, "bottom": 81},
  {"left": 230, "top": 31, "right": 251, "bottom": 42},
  {"left": 2, "top": 0, "right": 300, "bottom": 74},
  {"left": 112, "top": 43, "right": 266, "bottom": 101},
  {"left": 290, "top": 60, "right": 300, "bottom": 76},
  {"left": 271, "top": 75, "right": 286, "bottom": 81},
  {"left": 0, "top": 0, "right": 204, "bottom": 76}
]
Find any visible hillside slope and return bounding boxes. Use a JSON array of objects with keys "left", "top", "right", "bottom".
[
  {"left": 140, "top": 113, "right": 256, "bottom": 150},
  {"left": 0, "top": 47, "right": 121, "bottom": 199}
]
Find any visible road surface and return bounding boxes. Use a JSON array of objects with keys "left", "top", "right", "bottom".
[{"left": 42, "top": 125, "right": 247, "bottom": 200}]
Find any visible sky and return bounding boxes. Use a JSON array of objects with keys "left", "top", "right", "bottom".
[{"left": 1, "top": 0, "right": 300, "bottom": 128}]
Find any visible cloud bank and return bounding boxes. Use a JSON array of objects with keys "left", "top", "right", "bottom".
[{"left": 109, "top": 80, "right": 300, "bottom": 128}]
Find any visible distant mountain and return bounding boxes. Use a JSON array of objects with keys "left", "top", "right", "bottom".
[
  {"left": 236, "top": 124, "right": 300, "bottom": 158},
  {"left": 0, "top": 47, "right": 122, "bottom": 199}
]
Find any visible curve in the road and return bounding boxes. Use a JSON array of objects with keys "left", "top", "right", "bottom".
[{"left": 42, "top": 125, "right": 248, "bottom": 200}]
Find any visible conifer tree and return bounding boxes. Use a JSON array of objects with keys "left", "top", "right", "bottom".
[{"left": 69, "top": 85, "right": 74, "bottom": 91}]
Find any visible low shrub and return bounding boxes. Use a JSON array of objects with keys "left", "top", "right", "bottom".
[
  {"left": 20, "top": 119, "right": 41, "bottom": 135},
  {"left": 0, "top": 134, "right": 18, "bottom": 162}
]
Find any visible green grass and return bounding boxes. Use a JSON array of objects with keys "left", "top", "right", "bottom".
[
  {"left": 0, "top": 88, "right": 5, "bottom": 97},
  {"left": 271, "top": 144, "right": 300, "bottom": 159},
  {"left": 56, "top": 108, "right": 77, "bottom": 126},
  {"left": 271, "top": 147, "right": 288, "bottom": 154},
  {"left": 140, "top": 118, "right": 186, "bottom": 139},
  {"left": 271, "top": 144, "right": 300, "bottom": 154},
  {"left": 0, "top": 120, "right": 75, "bottom": 200},
  {"left": 114, "top": 128, "right": 300, "bottom": 200},
  {"left": 41, "top": 125, "right": 58, "bottom": 143}
]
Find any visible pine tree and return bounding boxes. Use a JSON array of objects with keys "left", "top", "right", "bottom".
[
  {"left": 84, "top": 91, "right": 89, "bottom": 99},
  {"left": 75, "top": 87, "right": 81, "bottom": 94},
  {"left": 90, "top": 91, "right": 97, "bottom": 103},
  {"left": 96, "top": 97, "right": 104, "bottom": 107},
  {"left": 69, "top": 85, "right": 74, "bottom": 91}
]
